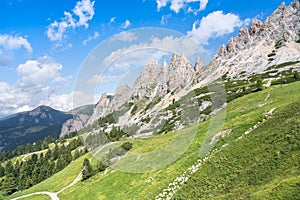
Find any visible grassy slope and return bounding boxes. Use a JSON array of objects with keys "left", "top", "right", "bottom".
[
  {"left": 5, "top": 154, "right": 90, "bottom": 200},
  {"left": 5, "top": 81, "right": 300, "bottom": 200},
  {"left": 59, "top": 82, "right": 300, "bottom": 200},
  {"left": 174, "top": 96, "right": 300, "bottom": 199}
]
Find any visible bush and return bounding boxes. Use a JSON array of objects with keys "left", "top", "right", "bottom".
[
  {"left": 97, "top": 161, "right": 108, "bottom": 172},
  {"left": 121, "top": 142, "right": 133, "bottom": 151}
]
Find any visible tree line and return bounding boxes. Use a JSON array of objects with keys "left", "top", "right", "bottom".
[{"left": 0, "top": 138, "right": 85, "bottom": 196}]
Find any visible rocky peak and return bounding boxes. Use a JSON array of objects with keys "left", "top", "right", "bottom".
[
  {"left": 169, "top": 53, "right": 191, "bottom": 69},
  {"left": 161, "top": 59, "right": 168, "bottom": 68},
  {"left": 215, "top": 0, "right": 300, "bottom": 61},
  {"left": 291, "top": 0, "right": 300, "bottom": 9},
  {"left": 249, "top": 19, "right": 263, "bottom": 36},
  {"left": 86, "top": 93, "right": 113, "bottom": 125},
  {"left": 125, "top": 53, "right": 198, "bottom": 100},
  {"left": 194, "top": 57, "right": 202, "bottom": 72},
  {"left": 112, "top": 85, "right": 132, "bottom": 109},
  {"left": 226, "top": 38, "right": 236, "bottom": 54},
  {"left": 211, "top": 0, "right": 300, "bottom": 77}
]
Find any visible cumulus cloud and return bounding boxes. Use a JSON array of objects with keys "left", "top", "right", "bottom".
[
  {"left": 0, "top": 34, "right": 32, "bottom": 67},
  {"left": 187, "top": 11, "right": 249, "bottom": 45},
  {"left": 156, "top": 0, "right": 208, "bottom": 13},
  {"left": 120, "top": 20, "right": 131, "bottom": 29},
  {"left": 0, "top": 34, "right": 32, "bottom": 53},
  {"left": 46, "top": 0, "right": 95, "bottom": 43},
  {"left": 83, "top": 31, "right": 100, "bottom": 45},
  {"left": 112, "top": 32, "right": 137, "bottom": 42},
  {"left": 0, "top": 57, "right": 72, "bottom": 116},
  {"left": 17, "top": 56, "right": 67, "bottom": 86}
]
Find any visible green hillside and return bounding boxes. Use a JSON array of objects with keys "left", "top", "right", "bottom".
[
  {"left": 3, "top": 81, "right": 299, "bottom": 200},
  {"left": 174, "top": 95, "right": 300, "bottom": 199}
]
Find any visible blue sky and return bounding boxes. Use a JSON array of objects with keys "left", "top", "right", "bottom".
[{"left": 0, "top": 0, "right": 294, "bottom": 116}]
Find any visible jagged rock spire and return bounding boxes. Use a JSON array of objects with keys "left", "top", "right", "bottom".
[{"left": 194, "top": 57, "right": 202, "bottom": 72}]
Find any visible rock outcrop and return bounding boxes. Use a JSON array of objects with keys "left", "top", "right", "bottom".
[
  {"left": 85, "top": 93, "right": 113, "bottom": 126},
  {"left": 213, "top": 0, "right": 300, "bottom": 76},
  {"left": 60, "top": 113, "right": 90, "bottom": 138},
  {"left": 131, "top": 53, "right": 195, "bottom": 99}
]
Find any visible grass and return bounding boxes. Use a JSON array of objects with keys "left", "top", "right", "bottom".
[
  {"left": 58, "top": 82, "right": 300, "bottom": 199},
  {"left": 5, "top": 81, "right": 300, "bottom": 200},
  {"left": 174, "top": 86, "right": 300, "bottom": 199},
  {"left": 6, "top": 154, "right": 90, "bottom": 200}
]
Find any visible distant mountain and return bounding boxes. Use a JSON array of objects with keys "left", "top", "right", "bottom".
[{"left": 0, "top": 105, "right": 72, "bottom": 151}]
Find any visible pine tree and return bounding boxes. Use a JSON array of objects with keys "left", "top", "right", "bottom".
[
  {"left": 5, "top": 160, "right": 13, "bottom": 174},
  {"left": 31, "top": 154, "right": 38, "bottom": 164},
  {"left": 52, "top": 144, "right": 59, "bottom": 160},
  {"left": 47, "top": 159, "right": 55, "bottom": 177},
  {"left": 82, "top": 158, "right": 93, "bottom": 180},
  {"left": 0, "top": 164, "right": 4, "bottom": 177},
  {"left": 25, "top": 178, "right": 33, "bottom": 189},
  {"left": 2, "top": 173, "right": 17, "bottom": 196},
  {"left": 55, "top": 155, "right": 67, "bottom": 172}
]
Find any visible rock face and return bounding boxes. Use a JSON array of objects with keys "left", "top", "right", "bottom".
[
  {"left": 60, "top": 104, "right": 94, "bottom": 138},
  {"left": 213, "top": 0, "right": 300, "bottom": 76},
  {"left": 60, "top": 114, "right": 90, "bottom": 138},
  {"left": 86, "top": 93, "right": 113, "bottom": 126},
  {"left": 84, "top": 53, "right": 198, "bottom": 128},
  {"left": 132, "top": 53, "right": 195, "bottom": 99}
]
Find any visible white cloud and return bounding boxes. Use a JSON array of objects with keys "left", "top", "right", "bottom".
[
  {"left": 73, "top": 0, "right": 95, "bottom": 28},
  {"left": 0, "top": 34, "right": 32, "bottom": 53},
  {"left": 112, "top": 32, "right": 137, "bottom": 42},
  {"left": 187, "top": 11, "right": 249, "bottom": 45},
  {"left": 121, "top": 20, "right": 131, "bottom": 29},
  {"left": 46, "top": 0, "right": 95, "bottom": 43},
  {"left": 83, "top": 31, "right": 100, "bottom": 45},
  {"left": 109, "top": 17, "right": 116, "bottom": 24},
  {"left": 161, "top": 14, "right": 172, "bottom": 25},
  {"left": 103, "top": 35, "right": 206, "bottom": 72},
  {"left": 17, "top": 56, "right": 66, "bottom": 86},
  {"left": 40, "top": 93, "right": 74, "bottom": 112},
  {"left": 0, "top": 57, "right": 72, "bottom": 116},
  {"left": 157, "top": 0, "right": 169, "bottom": 10},
  {"left": 199, "top": 0, "right": 208, "bottom": 11},
  {"left": 156, "top": 0, "right": 208, "bottom": 13},
  {"left": 0, "top": 34, "right": 32, "bottom": 66}
]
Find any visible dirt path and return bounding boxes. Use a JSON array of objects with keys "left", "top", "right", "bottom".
[
  {"left": 12, "top": 191, "right": 59, "bottom": 200},
  {"left": 11, "top": 172, "right": 82, "bottom": 200},
  {"left": 21, "top": 149, "right": 48, "bottom": 162}
]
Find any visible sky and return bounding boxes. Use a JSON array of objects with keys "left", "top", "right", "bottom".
[{"left": 0, "top": 0, "right": 294, "bottom": 117}]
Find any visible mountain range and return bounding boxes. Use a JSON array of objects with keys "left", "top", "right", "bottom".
[
  {"left": 0, "top": 1, "right": 300, "bottom": 199},
  {"left": 1, "top": 0, "right": 300, "bottom": 152}
]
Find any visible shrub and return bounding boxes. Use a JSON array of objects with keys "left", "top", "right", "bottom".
[{"left": 121, "top": 142, "right": 133, "bottom": 151}]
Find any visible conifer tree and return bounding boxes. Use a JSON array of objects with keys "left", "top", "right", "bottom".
[
  {"left": 82, "top": 158, "right": 93, "bottom": 180},
  {"left": 2, "top": 173, "right": 17, "bottom": 196}
]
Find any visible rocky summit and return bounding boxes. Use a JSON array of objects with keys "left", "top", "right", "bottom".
[{"left": 213, "top": 0, "right": 300, "bottom": 77}]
